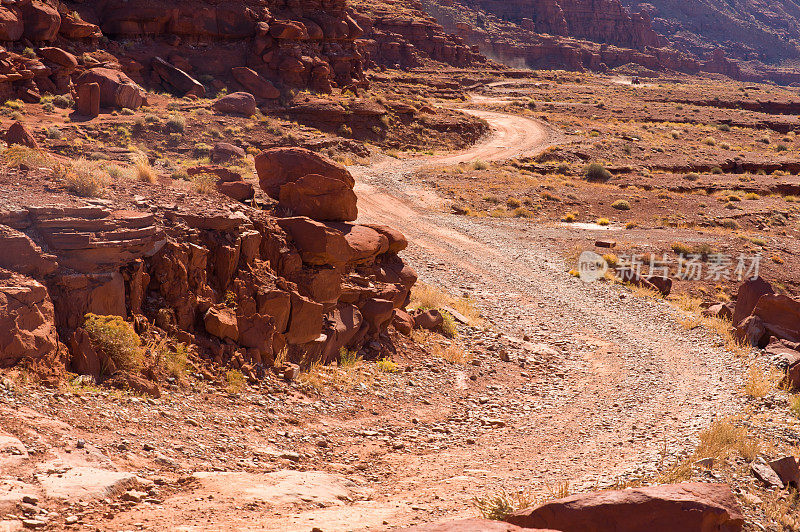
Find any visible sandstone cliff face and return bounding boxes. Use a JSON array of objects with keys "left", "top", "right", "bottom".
[
  {"left": 460, "top": 0, "right": 660, "bottom": 49},
  {"left": 621, "top": 0, "right": 800, "bottom": 63},
  {"left": 424, "top": 0, "right": 696, "bottom": 74}
]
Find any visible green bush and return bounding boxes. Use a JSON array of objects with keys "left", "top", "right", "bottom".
[
  {"left": 611, "top": 199, "right": 631, "bottom": 210},
  {"left": 83, "top": 314, "right": 144, "bottom": 375},
  {"left": 585, "top": 163, "right": 612, "bottom": 181}
]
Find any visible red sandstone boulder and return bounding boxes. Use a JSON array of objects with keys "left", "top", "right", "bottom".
[
  {"left": 278, "top": 174, "right": 358, "bottom": 222},
  {"left": 321, "top": 303, "right": 365, "bottom": 363},
  {"left": 216, "top": 180, "right": 254, "bottom": 202},
  {"left": 212, "top": 92, "right": 256, "bottom": 116},
  {"left": 276, "top": 217, "right": 352, "bottom": 267},
  {"left": 5, "top": 121, "right": 39, "bottom": 149},
  {"left": 365, "top": 224, "right": 408, "bottom": 253},
  {"left": 505, "top": 482, "right": 744, "bottom": 532},
  {"left": 210, "top": 142, "right": 245, "bottom": 164},
  {"left": 255, "top": 147, "right": 354, "bottom": 198},
  {"left": 38, "top": 47, "right": 77, "bottom": 71},
  {"left": 645, "top": 275, "right": 672, "bottom": 297},
  {"left": 734, "top": 315, "right": 768, "bottom": 347},
  {"left": 231, "top": 67, "right": 280, "bottom": 99},
  {"left": 733, "top": 277, "right": 773, "bottom": 326},
  {"left": 0, "top": 270, "right": 59, "bottom": 368},
  {"left": 752, "top": 294, "right": 800, "bottom": 343},
  {"left": 204, "top": 306, "right": 239, "bottom": 342},
  {"left": 76, "top": 82, "right": 100, "bottom": 117},
  {"left": 392, "top": 308, "right": 414, "bottom": 336},
  {"left": 328, "top": 223, "right": 389, "bottom": 264},
  {"left": 414, "top": 309, "right": 444, "bottom": 331},
  {"left": 269, "top": 20, "right": 308, "bottom": 39},
  {"left": 287, "top": 291, "right": 324, "bottom": 344},
  {"left": 0, "top": 7, "right": 23, "bottom": 41},
  {"left": 59, "top": 11, "right": 100, "bottom": 38},
  {"left": 703, "top": 302, "right": 734, "bottom": 321},
  {"left": 20, "top": 0, "right": 60, "bottom": 41},
  {"left": 76, "top": 68, "right": 146, "bottom": 109},
  {"left": 152, "top": 56, "right": 205, "bottom": 97},
  {"left": 360, "top": 298, "right": 395, "bottom": 335}
]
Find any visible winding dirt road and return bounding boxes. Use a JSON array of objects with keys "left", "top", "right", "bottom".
[{"left": 344, "top": 99, "right": 746, "bottom": 527}]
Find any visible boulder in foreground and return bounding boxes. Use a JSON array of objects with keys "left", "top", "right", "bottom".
[
  {"left": 401, "top": 518, "right": 558, "bottom": 531},
  {"left": 505, "top": 482, "right": 743, "bottom": 532}
]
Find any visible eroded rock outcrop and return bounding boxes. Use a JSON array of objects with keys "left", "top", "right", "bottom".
[{"left": 0, "top": 153, "right": 416, "bottom": 387}]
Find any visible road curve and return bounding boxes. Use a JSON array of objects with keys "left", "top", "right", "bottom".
[{"left": 347, "top": 102, "right": 744, "bottom": 524}]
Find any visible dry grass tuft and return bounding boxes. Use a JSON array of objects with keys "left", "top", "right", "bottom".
[
  {"left": 132, "top": 153, "right": 156, "bottom": 183},
  {"left": 410, "top": 282, "right": 484, "bottom": 327},
  {"left": 65, "top": 159, "right": 107, "bottom": 197},
  {"left": 744, "top": 364, "right": 782, "bottom": 398}
]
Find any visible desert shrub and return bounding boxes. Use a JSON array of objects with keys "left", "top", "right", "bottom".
[
  {"left": 225, "top": 369, "right": 245, "bottom": 393},
  {"left": 45, "top": 126, "right": 62, "bottom": 139},
  {"left": 377, "top": 358, "right": 398, "bottom": 373},
  {"left": 513, "top": 207, "right": 534, "bottom": 218},
  {"left": 671, "top": 241, "right": 691, "bottom": 255},
  {"left": 585, "top": 162, "right": 611, "bottom": 181},
  {"left": 684, "top": 172, "right": 700, "bottom": 181},
  {"left": 193, "top": 142, "right": 211, "bottom": 157},
  {"left": 506, "top": 197, "right": 521, "bottom": 208},
  {"left": 338, "top": 348, "right": 362, "bottom": 368},
  {"left": 132, "top": 153, "right": 155, "bottom": 183},
  {"left": 670, "top": 130, "right": 681, "bottom": 139},
  {"left": 4, "top": 99, "right": 24, "bottom": 111},
  {"left": 720, "top": 219, "right": 741, "bottom": 230},
  {"left": 602, "top": 253, "right": 619, "bottom": 267},
  {"left": 744, "top": 192, "right": 759, "bottom": 200},
  {"left": 192, "top": 173, "right": 216, "bottom": 194},
  {"left": 87, "top": 151, "right": 108, "bottom": 161},
  {"left": 711, "top": 167, "right": 724, "bottom": 175},
  {"left": 702, "top": 137, "right": 716, "bottom": 146},
  {"left": 83, "top": 313, "right": 144, "bottom": 375},
  {"left": 562, "top": 212, "right": 577, "bottom": 222},
  {"left": 473, "top": 160, "right": 488, "bottom": 170},
  {"left": 121, "top": 108, "right": 135, "bottom": 116},
  {"left": 65, "top": 159, "right": 106, "bottom": 197},
  {"left": 160, "top": 343, "right": 188, "bottom": 381},
  {"left": 171, "top": 170, "right": 190, "bottom": 181},
  {"left": 42, "top": 102, "right": 55, "bottom": 113},
  {"left": 596, "top": 217, "right": 610, "bottom": 226},
  {"left": 338, "top": 124, "right": 352, "bottom": 136},
  {"left": 53, "top": 94, "right": 74, "bottom": 109},
  {"left": 777, "top": 143, "right": 789, "bottom": 152},
  {"left": 165, "top": 114, "right": 186, "bottom": 133},
  {"left": 611, "top": 199, "right": 630, "bottom": 210},
  {"left": 717, "top": 124, "right": 731, "bottom": 132}
]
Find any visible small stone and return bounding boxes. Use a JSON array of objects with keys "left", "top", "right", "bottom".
[
  {"left": 694, "top": 457, "right": 714, "bottom": 469},
  {"left": 742, "top": 492, "right": 763, "bottom": 506},
  {"left": 143, "top": 443, "right": 154, "bottom": 451},
  {"left": 280, "top": 451, "right": 301, "bottom": 462},
  {"left": 22, "top": 520, "right": 46, "bottom": 529},
  {"left": 75, "top": 439, "right": 85, "bottom": 449},
  {"left": 466, "top": 438, "right": 476, "bottom": 444},
  {"left": 22, "top": 495, "right": 39, "bottom": 505},
  {"left": 122, "top": 490, "right": 147, "bottom": 503},
  {"left": 65, "top": 515, "right": 79, "bottom": 525}
]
